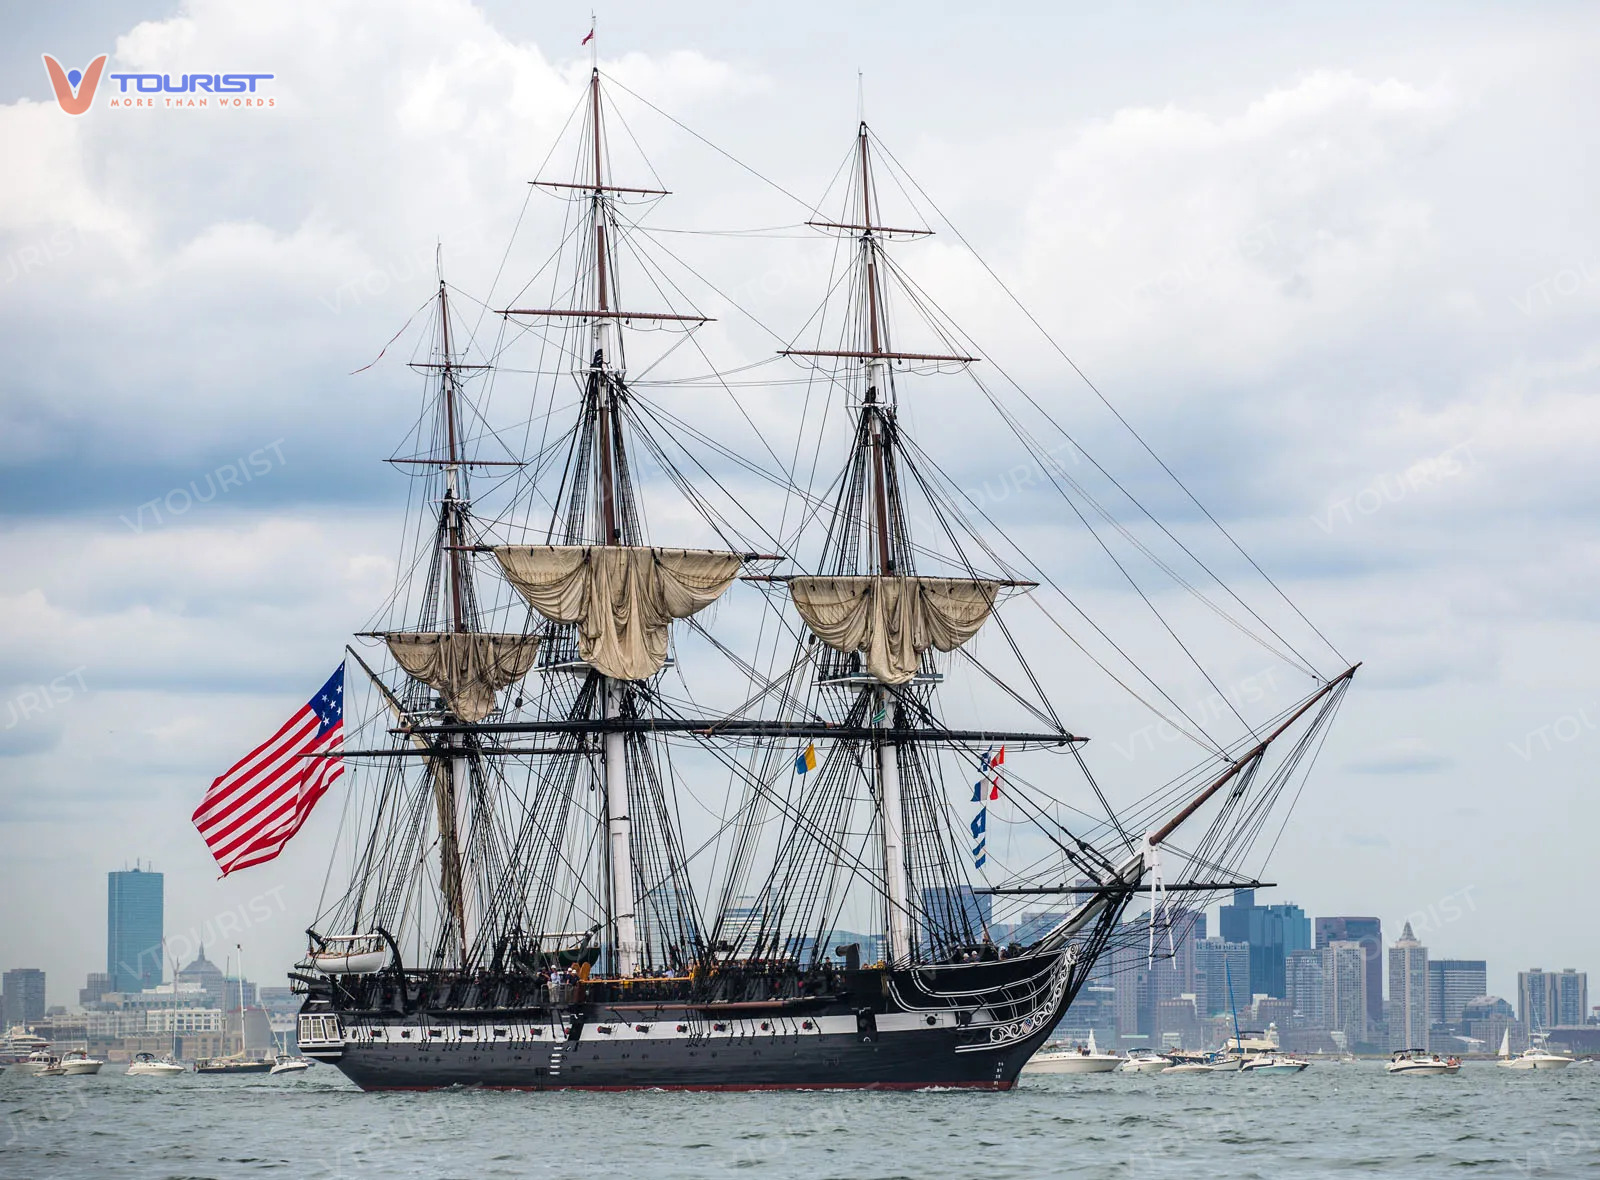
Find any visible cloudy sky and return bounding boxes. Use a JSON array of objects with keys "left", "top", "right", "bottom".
[{"left": 2, "top": 0, "right": 1597, "bottom": 1008}]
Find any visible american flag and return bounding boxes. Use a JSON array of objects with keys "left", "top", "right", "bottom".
[{"left": 193, "top": 664, "right": 345, "bottom": 876}]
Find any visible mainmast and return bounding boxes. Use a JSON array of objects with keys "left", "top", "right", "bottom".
[
  {"left": 856, "top": 124, "right": 912, "bottom": 967},
  {"left": 584, "top": 67, "right": 638, "bottom": 978}
]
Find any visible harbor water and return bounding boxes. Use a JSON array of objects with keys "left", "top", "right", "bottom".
[{"left": 3, "top": 1060, "right": 1595, "bottom": 1178}]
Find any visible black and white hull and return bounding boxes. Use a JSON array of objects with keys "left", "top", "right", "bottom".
[{"left": 298, "top": 957, "right": 1076, "bottom": 1092}]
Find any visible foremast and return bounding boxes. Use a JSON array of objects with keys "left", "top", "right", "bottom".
[{"left": 495, "top": 67, "right": 737, "bottom": 979}]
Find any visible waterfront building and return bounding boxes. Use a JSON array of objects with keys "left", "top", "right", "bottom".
[
  {"left": 108, "top": 865, "right": 164, "bottom": 993},
  {"left": 176, "top": 947, "right": 226, "bottom": 1008},
  {"left": 1554, "top": 969, "right": 1588, "bottom": 1027},
  {"left": 79, "top": 972, "right": 113, "bottom": 1009},
  {"left": 1387, "top": 922, "right": 1428, "bottom": 1050},
  {"left": 1322, "top": 941, "right": 1368, "bottom": 1044},
  {"left": 1518, "top": 968, "right": 1555, "bottom": 1031},
  {"left": 1462, "top": 994, "right": 1523, "bottom": 1055},
  {"left": 1427, "top": 959, "right": 1486, "bottom": 1029},
  {"left": 1315, "top": 917, "right": 1382, "bottom": 1037},
  {"left": 1, "top": 968, "right": 46, "bottom": 1027}
]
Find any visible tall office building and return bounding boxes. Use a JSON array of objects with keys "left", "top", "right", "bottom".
[
  {"left": 1286, "top": 948, "right": 1326, "bottom": 1027},
  {"left": 1216, "top": 888, "right": 1292, "bottom": 997},
  {"left": 1518, "top": 969, "right": 1556, "bottom": 1031},
  {"left": 1315, "top": 916, "right": 1382, "bottom": 1037},
  {"left": 1554, "top": 970, "right": 1588, "bottom": 1027},
  {"left": 108, "top": 865, "right": 164, "bottom": 993},
  {"left": 1387, "top": 922, "right": 1429, "bottom": 1050},
  {"left": 1194, "top": 938, "right": 1251, "bottom": 1018},
  {"left": 1322, "top": 941, "right": 1368, "bottom": 1043},
  {"left": 1427, "top": 960, "right": 1487, "bottom": 1029},
  {"left": 1, "top": 968, "right": 47, "bottom": 1027}
]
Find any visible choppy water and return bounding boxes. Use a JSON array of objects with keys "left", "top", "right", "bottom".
[{"left": 3, "top": 1060, "right": 1596, "bottom": 1179}]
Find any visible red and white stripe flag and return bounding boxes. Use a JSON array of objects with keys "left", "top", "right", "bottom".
[{"left": 193, "top": 664, "right": 345, "bottom": 876}]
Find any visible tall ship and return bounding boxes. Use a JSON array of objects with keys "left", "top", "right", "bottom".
[{"left": 289, "top": 65, "right": 1356, "bottom": 1091}]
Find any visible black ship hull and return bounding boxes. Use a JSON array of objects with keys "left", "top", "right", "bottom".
[{"left": 297, "top": 954, "right": 1079, "bottom": 1092}]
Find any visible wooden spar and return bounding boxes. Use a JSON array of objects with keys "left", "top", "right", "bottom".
[
  {"left": 806, "top": 220, "right": 932, "bottom": 236},
  {"left": 502, "top": 308, "right": 710, "bottom": 321},
  {"left": 977, "top": 880, "right": 1276, "bottom": 896},
  {"left": 1147, "top": 663, "right": 1359, "bottom": 848},
  {"left": 438, "top": 281, "right": 467, "bottom": 636},
  {"left": 387, "top": 458, "right": 524, "bottom": 467},
  {"left": 779, "top": 348, "right": 975, "bottom": 362},
  {"left": 532, "top": 180, "right": 670, "bottom": 196}
]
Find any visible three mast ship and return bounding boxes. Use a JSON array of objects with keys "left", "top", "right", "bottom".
[{"left": 291, "top": 66, "right": 1355, "bottom": 1091}]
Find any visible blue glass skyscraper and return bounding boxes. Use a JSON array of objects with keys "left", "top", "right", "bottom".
[{"left": 107, "top": 866, "right": 164, "bottom": 993}]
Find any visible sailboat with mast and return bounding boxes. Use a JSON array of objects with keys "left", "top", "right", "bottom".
[
  {"left": 195, "top": 946, "right": 272, "bottom": 1074},
  {"left": 287, "top": 62, "right": 1356, "bottom": 1091}
]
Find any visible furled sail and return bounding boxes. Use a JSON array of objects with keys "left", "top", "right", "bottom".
[
  {"left": 382, "top": 632, "right": 542, "bottom": 722},
  {"left": 789, "top": 576, "right": 1005, "bottom": 685},
  {"left": 494, "top": 546, "right": 745, "bottom": 681}
]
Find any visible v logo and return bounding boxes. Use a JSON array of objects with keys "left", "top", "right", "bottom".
[{"left": 42, "top": 54, "right": 108, "bottom": 116}]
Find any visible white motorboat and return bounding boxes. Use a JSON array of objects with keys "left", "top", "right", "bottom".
[
  {"left": 126, "top": 1052, "right": 185, "bottom": 1077},
  {"left": 1164, "top": 1061, "right": 1217, "bottom": 1074},
  {"left": 1240, "top": 1053, "right": 1310, "bottom": 1074},
  {"left": 269, "top": 1053, "right": 312, "bottom": 1075},
  {"left": 1498, "top": 1030, "right": 1574, "bottom": 1070},
  {"left": 1120, "top": 1050, "right": 1172, "bottom": 1073},
  {"left": 57, "top": 1049, "right": 104, "bottom": 1075},
  {"left": 8, "top": 1050, "right": 60, "bottom": 1076},
  {"left": 1023, "top": 1029, "right": 1123, "bottom": 1074},
  {"left": 1387, "top": 1048, "right": 1460, "bottom": 1076}
]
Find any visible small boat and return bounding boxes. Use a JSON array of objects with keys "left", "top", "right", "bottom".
[
  {"left": 126, "top": 1052, "right": 185, "bottom": 1077},
  {"left": 1164, "top": 1060, "right": 1217, "bottom": 1074},
  {"left": 1499, "top": 1030, "right": 1574, "bottom": 1071},
  {"left": 8, "top": 1050, "right": 60, "bottom": 1076},
  {"left": 57, "top": 1049, "right": 104, "bottom": 1075},
  {"left": 269, "top": 1052, "right": 312, "bottom": 1075},
  {"left": 1387, "top": 1048, "right": 1460, "bottom": 1076},
  {"left": 1023, "top": 1028, "right": 1123, "bottom": 1074},
  {"left": 1120, "top": 1050, "right": 1172, "bottom": 1073},
  {"left": 1240, "top": 1053, "right": 1310, "bottom": 1074},
  {"left": 308, "top": 934, "right": 390, "bottom": 976},
  {"left": 193, "top": 1054, "right": 273, "bottom": 1075}
]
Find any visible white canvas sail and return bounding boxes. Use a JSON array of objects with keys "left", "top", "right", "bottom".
[
  {"left": 788, "top": 575, "right": 1005, "bottom": 685},
  {"left": 382, "top": 632, "right": 541, "bottom": 722},
  {"left": 494, "top": 545, "right": 744, "bottom": 681}
]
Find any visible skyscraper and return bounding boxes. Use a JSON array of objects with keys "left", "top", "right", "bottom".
[
  {"left": 1427, "top": 960, "right": 1486, "bottom": 1029},
  {"left": 1193, "top": 938, "right": 1251, "bottom": 1018},
  {"left": 1554, "top": 970, "right": 1588, "bottom": 1027},
  {"left": 1322, "top": 941, "right": 1368, "bottom": 1043},
  {"left": 1387, "top": 922, "right": 1428, "bottom": 1050},
  {"left": 1286, "top": 948, "right": 1325, "bottom": 1027},
  {"left": 1315, "top": 916, "right": 1382, "bottom": 1038},
  {"left": 1, "top": 968, "right": 46, "bottom": 1027},
  {"left": 108, "top": 865, "right": 164, "bottom": 993},
  {"left": 1518, "top": 967, "right": 1589, "bottom": 1031}
]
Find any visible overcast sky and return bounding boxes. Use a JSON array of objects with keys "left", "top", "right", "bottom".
[{"left": 2, "top": 0, "right": 1597, "bottom": 1008}]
